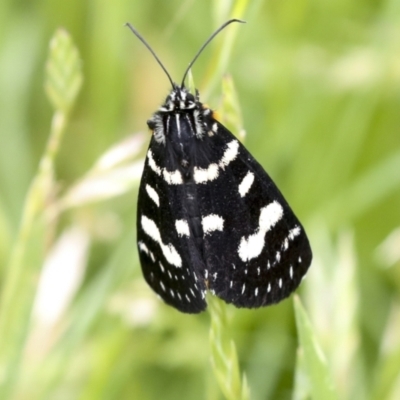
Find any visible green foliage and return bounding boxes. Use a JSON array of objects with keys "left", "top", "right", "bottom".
[
  {"left": 45, "top": 29, "right": 83, "bottom": 114},
  {"left": 0, "top": 0, "right": 399, "bottom": 399}
]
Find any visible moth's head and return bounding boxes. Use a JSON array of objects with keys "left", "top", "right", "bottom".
[{"left": 158, "top": 87, "right": 200, "bottom": 113}]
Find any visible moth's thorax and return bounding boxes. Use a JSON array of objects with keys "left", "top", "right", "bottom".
[{"left": 147, "top": 87, "right": 214, "bottom": 146}]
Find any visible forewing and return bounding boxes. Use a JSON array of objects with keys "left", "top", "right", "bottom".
[
  {"left": 137, "top": 141, "right": 207, "bottom": 313},
  {"left": 197, "top": 121, "right": 312, "bottom": 308}
]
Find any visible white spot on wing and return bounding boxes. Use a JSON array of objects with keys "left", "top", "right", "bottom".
[
  {"left": 238, "top": 171, "right": 255, "bottom": 197},
  {"left": 163, "top": 169, "right": 183, "bottom": 184},
  {"left": 159, "top": 262, "right": 165, "bottom": 273},
  {"left": 255, "top": 287, "right": 258, "bottom": 296},
  {"left": 289, "top": 226, "right": 301, "bottom": 240},
  {"left": 175, "top": 219, "right": 190, "bottom": 237},
  {"left": 147, "top": 150, "right": 161, "bottom": 176},
  {"left": 147, "top": 150, "right": 183, "bottom": 185},
  {"left": 141, "top": 215, "right": 182, "bottom": 267},
  {"left": 202, "top": 214, "right": 224, "bottom": 235},
  {"left": 238, "top": 201, "right": 284, "bottom": 262},
  {"left": 138, "top": 241, "right": 155, "bottom": 262},
  {"left": 194, "top": 164, "right": 219, "bottom": 183},
  {"left": 219, "top": 140, "right": 239, "bottom": 168},
  {"left": 145, "top": 184, "right": 160, "bottom": 207},
  {"left": 283, "top": 238, "right": 289, "bottom": 251},
  {"left": 242, "top": 284, "right": 246, "bottom": 294},
  {"left": 290, "top": 265, "right": 293, "bottom": 279}
]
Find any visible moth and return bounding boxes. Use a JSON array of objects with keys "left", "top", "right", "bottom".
[{"left": 127, "top": 20, "right": 312, "bottom": 313}]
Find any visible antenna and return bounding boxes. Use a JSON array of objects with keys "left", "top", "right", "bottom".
[
  {"left": 180, "top": 19, "right": 245, "bottom": 88},
  {"left": 126, "top": 19, "right": 245, "bottom": 91},
  {"left": 125, "top": 22, "right": 176, "bottom": 89}
]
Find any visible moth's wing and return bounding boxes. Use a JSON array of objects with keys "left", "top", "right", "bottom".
[
  {"left": 197, "top": 121, "right": 312, "bottom": 308},
  {"left": 137, "top": 141, "right": 207, "bottom": 313}
]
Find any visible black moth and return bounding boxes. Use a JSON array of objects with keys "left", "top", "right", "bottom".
[{"left": 127, "top": 20, "right": 312, "bottom": 313}]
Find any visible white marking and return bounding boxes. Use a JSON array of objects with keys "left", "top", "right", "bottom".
[
  {"left": 255, "top": 288, "right": 258, "bottom": 296},
  {"left": 193, "top": 272, "right": 198, "bottom": 281},
  {"left": 177, "top": 293, "right": 182, "bottom": 300},
  {"left": 185, "top": 294, "right": 191, "bottom": 302},
  {"left": 279, "top": 278, "right": 282, "bottom": 288},
  {"left": 213, "top": 272, "right": 217, "bottom": 280},
  {"left": 268, "top": 283, "right": 271, "bottom": 292},
  {"left": 151, "top": 115, "right": 166, "bottom": 144},
  {"left": 268, "top": 261, "right": 271, "bottom": 269},
  {"left": 205, "top": 269, "right": 208, "bottom": 279},
  {"left": 290, "top": 266, "right": 293, "bottom": 279},
  {"left": 146, "top": 184, "right": 160, "bottom": 207},
  {"left": 283, "top": 238, "right": 289, "bottom": 251},
  {"left": 138, "top": 241, "right": 149, "bottom": 254},
  {"left": 190, "top": 288, "right": 195, "bottom": 297},
  {"left": 219, "top": 140, "right": 239, "bottom": 168},
  {"left": 174, "top": 275, "right": 178, "bottom": 280},
  {"left": 194, "top": 163, "right": 219, "bottom": 183},
  {"left": 245, "top": 269, "right": 248, "bottom": 275},
  {"left": 298, "top": 256, "right": 302, "bottom": 263},
  {"left": 168, "top": 270, "right": 172, "bottom": 279},
  {"left": 238, "top": 171, "right": 255, "bottom": 197},
  {"left": 238, "top": 201, "right": 284, "bottom": 262},
  {"left": 159, "top": 262, "right": 165, "bottom": 273},
  {"left": 212, "top": 122, "right": 218, "bottom": 133},
  {"left": 202, "top": 291, "right": 206, "bottom": 299},
  {"left": 242, "top": 284, "right": 246, "bottom": 294},
  {"left": 193, "top": 109, "right": 204, "bottom": 136},
  {"left": 202, "top": 214, "right": 224, "bottom": 235},
  {"left": 230, "top": 281, "right": 233, "bottom": 288},
  {"left": 170, "top": 289, "right": 175, "bottom": 298},
  {"left": 175, "top": 219, "right": 190, "bottom": 237},
  {"left": 147, "top": 150, "right": 161, "bottom": 176},
  {"left": 141, "top": 216, "right": 182, "bottom": 267},
  {"left": 138, "top": 241, "right": 155, "bottom": 262},
  {"left": 163, "top": 169, "right": 183, "bottom": 184},
  {"left": 232, "top": 264, "right": 236, "bottom": 270},
  {"left": 289, "top": 226, "right": 301, "bottom": 240},
  {"left": 160, "top": 281, "right": 166, "bottom": 292},
  {"left": 175, "top": 114, "right": 181, "bottom": 136},
  {"left": 257, "top": 267, "right": 260, "bottom": 275},
  {"left": 276, "top": 252, "right": 281, "bottom": 263},
  {"left": 194, "top": 283, "right": 198, "bottom": 290}
]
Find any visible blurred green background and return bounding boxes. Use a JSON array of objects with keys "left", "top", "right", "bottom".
[{"left": 1, "top": 0, "right": 400, "bottom": 399}]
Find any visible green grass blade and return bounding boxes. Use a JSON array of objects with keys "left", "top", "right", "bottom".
[{"left": 294, "top": 296, "right": 337, "bottom": 400}]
